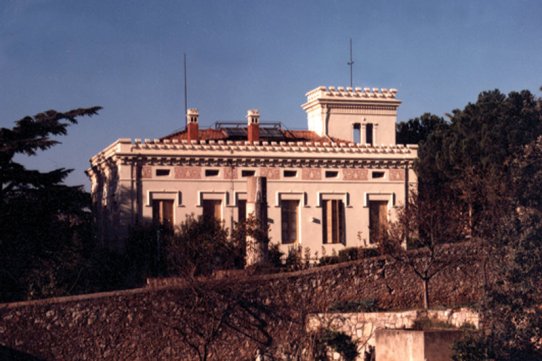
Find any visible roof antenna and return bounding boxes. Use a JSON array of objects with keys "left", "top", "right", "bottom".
[
  {"left": 184, "top": 53, "right": 188, "bottom": 128},
  {"left": 347, "top": 38, "right": 354, "bottom": 88}
]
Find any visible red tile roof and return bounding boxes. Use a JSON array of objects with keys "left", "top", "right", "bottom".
[{"left": 163, "top": 128, "right": 227, "bottom": 141}]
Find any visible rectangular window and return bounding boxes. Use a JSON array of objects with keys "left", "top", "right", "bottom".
[
  {"left": 281, "top": 200, "right": 299, "bottom": 244},
  {"left": 202, "top": 199, "right": 222, "bottom": 221},
  {"left": 369, "top": 200, "right": 388, "bottom": 243},
  {"left": 325, "top": 170, "right": 339, "bottom": 178},
  {"left": 156, "top": 169, "right": 171, "bottom": 177},
  {"left": 238, "top": 199, "right": 247, "bottom": 223},
  {"left": 205, "top": 169, "right": 220, "bottom": 177},
  {"left": 283, "top": 170, "right": 297, "bottom": 178},
  {"left": 152, "top": 199, "right": 174, "bottom": 230},
  {"left": 353, "top": 123, "right": 361, "bottom": 144},
  {"left": 372, "top": 171, "right": 385, "bottom": 179},
  {"left": 241, "top": 170, "right": 256, "bottom": 177},
  {"left": 365, "top": 123, "right": 374, "bottom": 145},
  {"left": 322, "top": 199, "right": 345, "bottom": 244}
]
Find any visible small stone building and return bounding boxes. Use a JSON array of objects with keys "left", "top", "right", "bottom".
[{"left": 87, "top": 86, "right": 417, "bottom": 256}]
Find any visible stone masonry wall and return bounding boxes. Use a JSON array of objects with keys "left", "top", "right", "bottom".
[
  {"left": 0, "top": 243, "right": 484, "bottom": 360},
  {"left": 308, "top": 308, "right": 480, "bottom": 360}
]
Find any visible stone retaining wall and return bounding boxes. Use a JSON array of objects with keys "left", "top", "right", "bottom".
[{"left": 0, "top": 242, "right": 484, "bottom": 360}]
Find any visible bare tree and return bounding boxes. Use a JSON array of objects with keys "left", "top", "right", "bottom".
[
  {"left": 381, "top": 191, "right": 473, "bottom": 309},
  {"left": 164, "top": 277, "right": 275, "bottom": 361}
]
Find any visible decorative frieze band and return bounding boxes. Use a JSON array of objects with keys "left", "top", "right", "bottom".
[
  {"left": 141, "top": 166, "right": 152, "bottom": 178},
  {"left": 137, "top": 164, "right": 408, "bottom": 183},
  {"left": 302, "top": 168, "right": 322, "bottom": 180},
  {"left": 119, "top": 156, "right": 413, "bottom": 170},
  {"left": 223, "top": 167, "right": 238, "bottom": 179},
  {"left": 174, "top": 166, "right": 201, "bottom": 179},
  {"left": 389, "top": 168, "right": 405, "bottom": 181},
  {"left": 260, "top": 167, "right": 280, "bottom": 180},
  {"left": 343, "top": 169, "right": 369, "bottom": 181}
]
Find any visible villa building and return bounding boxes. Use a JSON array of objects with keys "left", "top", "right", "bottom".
[{"left": 87, "top": 86, "right": 417, "bottom": 256}]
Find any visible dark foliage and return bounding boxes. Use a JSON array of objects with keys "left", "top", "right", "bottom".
[
  {"left": 470, "top": 208, "right": 542, "bottom": 361},
  {"left": 396, "top": 112, "right": 448, "bottom": 145},
  {"left": 266, "top": 243, "right": 285, "bottom": 269},
  {"left": 338, "top": 247, "right": 380, "bottom": 262},
  {"left": 160, "top": 216, "right": 244, "bottom": 278},
  {"left": 453, "top": 334, "right": 495, "bottom": 361},
  {"left": 452, "top": 92, "right": 542, "bottom": 361},
  {"left": 0, "top": 346, "right": 45, "bottom": 361},
  {"left": 313, "top": 329, "right": 359, "bottom": 361},
  {"left": 0, "top": 107, "right": 101, "bottom": 302},
  {"left": 415, "top": 89, "right": 542, "bottom": 236},
  {"left": 318, "top": 255, "right": 340, "bottom": 266},
  {"left": 328, "top": 298, "right": 380, "bottom": 313},
  {"left": 364, "top": 345, "right": 375, "bottom": 361}
]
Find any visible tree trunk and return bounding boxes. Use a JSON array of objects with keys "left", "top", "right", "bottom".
[
  {"left": 467, "top": 201, "right": 474, "bottom": 238},
  {"left": 422, "top": 278, "right": 429, "bottom": 309}
]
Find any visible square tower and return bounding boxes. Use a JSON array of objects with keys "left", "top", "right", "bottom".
[{"left": 302, "top": 86, "right": 401, "bottom": 145}]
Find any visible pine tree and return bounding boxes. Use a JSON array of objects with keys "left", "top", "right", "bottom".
[{"left": 0, "top": 107, "right": 101, "bottom": 301}]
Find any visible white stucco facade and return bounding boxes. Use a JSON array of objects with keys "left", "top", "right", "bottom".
[{"left": 87, "top": 86, "right": 417, "bottom": 257}]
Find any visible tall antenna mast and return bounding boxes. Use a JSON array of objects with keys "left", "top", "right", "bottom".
[
  {"left": 184, "top": 53, "right": 188, "bottom": 128},
  {"left": 347, "top": 38, "right": 354, "bottom": 88}
]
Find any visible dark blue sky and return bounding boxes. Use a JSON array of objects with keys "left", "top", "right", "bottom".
[{"left": 1, "top": 0, "right": 541, "bottom": 187}]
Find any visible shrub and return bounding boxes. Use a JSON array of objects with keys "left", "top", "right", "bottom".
[
  {"left": 267, "top": 243, "right": 284, "bottom": 268},
  {"left": 328, "top": 299, "right": 380, "bottom": 313},
  {"left": 313, "top": 329, "right": 359, "bottom": 361},
  {"left": 284, "top": 246, "right": 304, "bottom": 271},
  {"left": 452, "top": 333, "right": 493, "bottom": 361},
  {"left": 338, "top": 247, "right": 380, "bottom": 262},
  {"left": 411, "top": 317, "right": 454, "bottom": 330},
  {"left": 364, "top": 345, "right": 375, "bottom": 361},
  {"left": 318, "top": 255, "right": 340, "bottom": 266},
  {"left": 165, "top": 215, "right": 243, "bottom": 277}
]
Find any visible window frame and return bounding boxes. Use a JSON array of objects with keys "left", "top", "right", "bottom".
[
  {"left": 281, "top": 199, "right": 300, "bottom": 244},
  {"left": 201, "top": 199, "right": 223, "bottom": 221},
  {"left": 368, "top": 200, "right": 389, "bottom": 244},
  {"left": 152, "top": 199, "right": 174, "bottom": 231},
  {"left": 322, "top": 198, "right": 346, "bottom": 244}
]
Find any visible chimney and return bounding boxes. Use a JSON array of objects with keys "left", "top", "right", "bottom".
[
  {"left": 186, "top": 108, "right": 199, "bottom": 142},
  {"left": 247, "top": 109, "right": 260, "bottom": 143}
]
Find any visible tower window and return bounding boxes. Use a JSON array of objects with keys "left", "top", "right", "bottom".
[
  {"left": 353, "top": 123, "right": 361, "bottom": 144},
  {"left": 365, "top": 123, "right": 374, "bottom": 145}
]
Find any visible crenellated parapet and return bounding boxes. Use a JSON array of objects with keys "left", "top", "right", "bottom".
[{"left": 305, "top": 85, "right": 398, "bottom": 102}]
